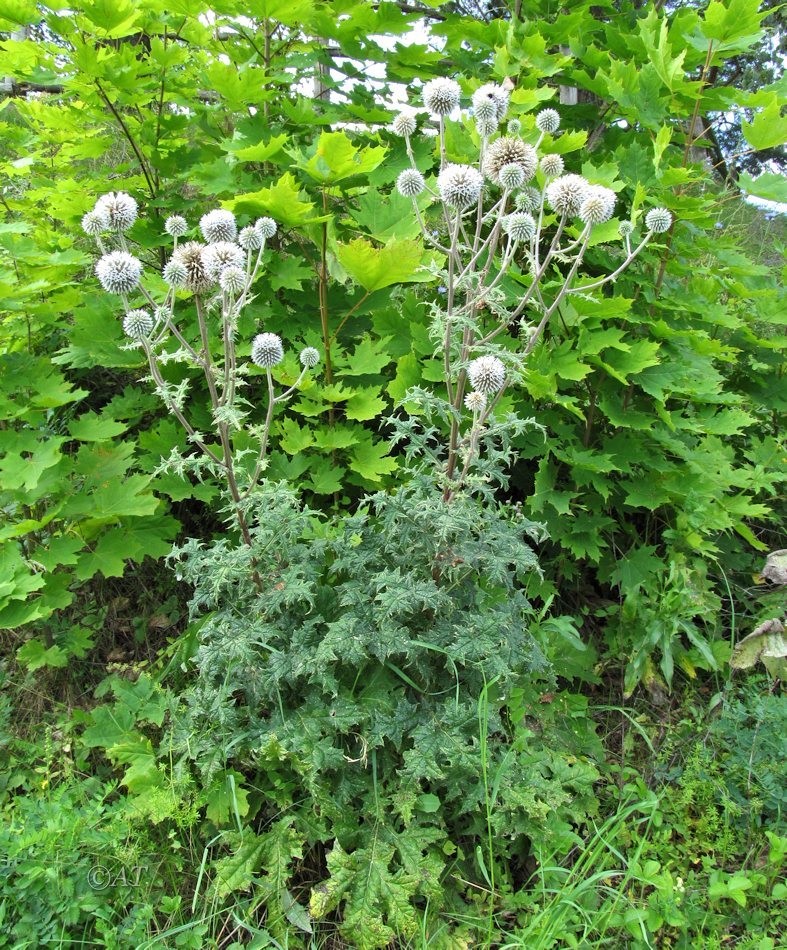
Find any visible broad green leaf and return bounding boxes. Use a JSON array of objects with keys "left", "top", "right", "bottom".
[
  {"left": 337, "top": 238, "right": 434, "bottom": 292},
  {"left": 294, "top": 131, "right": 387, "bottom": 184},
  {"left": 738, "top": 172, "right": 787, "bottom": 204},
  {"left": 345, "top": 387, "right": 387, "bottom": 421},
  {"left": 69, "top": 411, "right": 128, "bottom": 442},
  {"left": 349, "top": 437, "right": 397, "bottom": 483},
  {"left": 227, "top": 173, "right": 327, "bottom": 227}
]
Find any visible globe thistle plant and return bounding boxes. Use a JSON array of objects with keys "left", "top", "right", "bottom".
[
  {"left": 81, "top": 193, "right": 319, "bottom": 551},
  {"left": 392, "top": 112, "right": 417, "bottom": 138},
  {"left": 394, "top": 80, "right": 675, "bottom": 498}
]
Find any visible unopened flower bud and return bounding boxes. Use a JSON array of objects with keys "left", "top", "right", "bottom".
[
  {"left": 300, "top": 346, "right": 320, "bottom": 368},
  {"left": 251, "top": 332, "right": 284, "bottom": 368},
  {"left": 165, "top": 215, "right": 188, "bottom": 238},
  {"left": 122, "top": 309, "right": 153, "bottom": 340},
  {"left": 255, "top": 217, "right": 277, "bottom": 239},
  {"left": 535, "top": 108, "right": 560, "bottom": 134},
  {"left": 392, "top": 112, "right": 417, "bottom": 137},
  {"left": 397, "top": 168, "right": 426, "bottom": 198},
  {"left": 219, "top": 265, "right": 246, "bottom": 295},
  {"left": 645, "top": 207, "right": 672, "bottom": 233}
]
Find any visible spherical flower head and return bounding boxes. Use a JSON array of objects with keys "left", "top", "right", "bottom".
[
  {"left": 251, "top": 332, "right": 284, "bottom": 369},
  {"left": 397, "top": 168, "right": 426, "bottom": 198},
  {"left": 82, "top": 209, "right": 110, "bottom": 237},
  {"left": 502, "top": 211, "right": 536, "bottom": 243},
  {"left": 164, "top": 215, "right": 188, "bottom": 238},
  {"left": 200, "top": 209, "right": 237, "bottom": 244},
  {"left": 546, "top": 174, "right": 590, "bottom": 216},
  {"left": 95, "top": 192, "right": 138, "bottom": 231},
  {"left": 238, "top": 225, "right": 262, "bottom": 251},
  {"left": 618, "top": 220, "right": 634, "bottom": 237},
  {"left": 645, "top": 207, "right": 672, "bottom": 234},
  {"left": 468, "top": 355, "right": 505, "bottom": 395},
  {"left": 255, "top": 217, "right": 277, "bottom": 240},
  {"left": 535, "top": 108, "right": 560, "bottom": 134},
  {"left": 473, "top": 83, "right": 509, "bottom": 122},
  {"left": 540, "top": 153, "right": 564, "bottom": 178},
  {"left": 163, "top": 256, "right": 187, "bottom": 287},
  {"left": 507, "top": 118, "right": 521, "bottom": 135},
  {"left": 483, "top": 137, "right": 537, "bottom": 185},
  {"left": 171, "top": 241, "right": 212, "bottom": 294},
  {"left": 122, "top": 309, "right": 153, "bottom": 340},
  {"left": 95, "top": 250, "right": 142, "bottom": 295},
  {"left": 437, "top": 163, "right": 483, "bottom": 209},
  {"left": 475, "top": 113, "right": 499, "bottom": 137},
  {"left": 465, "top": 390, "right": 487, "bottom": 413},
  {"left": 514, "top": 187, "right": 542, "bottom": 213},
  {"left": 499, "top": 162, "right": 525, "bottom": 191},
  {"left": 423, "top": 77, "right": 460, "bottom": 117},
  {"left": 201, "top": 241, "right": 245, "bottom": 281},
  {"left": 219, "top": 265, "right": 246, "bottom": 295},
  {"left": 579, "top": 186, "right": 616, "bottom": 225},
  {"left": 300, "top": 346, "right": 320, "bottom": 368},
  {"left": 392, "top": 112, "right": 417, "bottom": 137}
]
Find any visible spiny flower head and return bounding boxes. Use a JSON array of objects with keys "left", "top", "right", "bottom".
[
  {"left": 82, "top": 209, "right": 110, "bottom": 236},
  {"left": 483, "top": 137, "right": 537, "bottom": 185},
  {"left": 95, "top": 192, "right": 138, "bottom": 231},
  {"left": 579, "top": 185, "right": 616, "bottom": 225},
  {"left": 438, "top": 163, "right": 483, "bottom": 209},
  {"left": 465, "top": 390, "right": 487, "bottom": 413},
  {"left": 498, "top": 162, "right": 526, "bottom": 191},
  {"left": 95, "top": 250, "right": 142, "bottom": 295},
  {"left": 540, "top": 153, "right": 564, "bottom": 178},
  {"left": 201, "top": 241, "right": 245, "bottom": 281},
  {"left": 502, "top": 211, "right": 536, "bottom": 243},
  {"left": 392, "top": 112, "right": 417, "bottom": 137},
  {"left": 300, "top": 346, "right": 320, "bottom": 368},
  {"left": 507, "top": 118, "right": 521, "bottom": 135},
  {"left": 255, "top": 217, "right": 277, "bottom": 240},
  {"left": 163, "top": 257, "right": 187, "bottom": 287},
  {"left": 475, "top": 113, "right": 499, "bottom": 137},
  {"left": 200, "top": 209, "right": 237, "bottom": 243},
  {"left": 251, "top": 332, "right": 284, "bottom": 368},
  {"left": 535, "top": 108, "right": 560, "bottom": 134},
  {"left": 514, "top": 187, "right": 542, "bottom": 213},
  {"left": 472, "top": 83, "right": 509, "bottom": 123},
  {"left": 219, "top": 265, "right": 246, "bottom": 295},
  {"left": 468, "top": 355, "right": 506, "bottom": 395},
  {"left": 122, "top": 309, "right": 153, "bottom": 340},
  {"left": 238, "top": 225, "right": 262, "bottom": 251},
  {"left": 423, "top": 77, "right": 461, "bottom": 116},
  {"left": 164, "top": 215, "right": 188, "bottom": 238},
  {"left": 645, "top": 207, "right": 672, "bottom": 233},
  {"left": 397, "top": 168, "right": 426, "bottom": 198},
  {"left": 171, "top": 241, "right": 212, "bottom": 294},
  {"left": 546, "top": 174, "right": 590, "bottom": 216},
  {"left": 619, "top": 220, "right": 634, "bottom": 237}
]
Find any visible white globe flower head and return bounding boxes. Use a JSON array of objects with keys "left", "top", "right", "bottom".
[
  {"left": 392, "top": 112, "right": 417, "bottom": 137},
  {"left": 499, "top": 162, "right": 526, "bottom": 191},
  {"left": 95, "top": 251, "right": 142, "bottom": 295},
  {"left": 82, "top": 209, "right": 110, "bottom": 237},
  {"left": 438, "top": 163, "right": 484, "bottom": 209},
  {"left": 476, "top": 113, "right": 499, "bottom": 137},
  {"left": 514, "top": 187, "right": 542, "bottom": 213},
  {"left": 468, "top": 355, "right": 506, "bottom": 395},
  {"left": 200, "top": 209, "right": 237, "bottom": 243},
  {"left": 502, "top": 211, "right": 536, "bottom": 243},
  {"left": 579, "top": 186, "right": 616, "bottom": 226},
  {"left": 164, "top": 215, "right": 188, "bottom": 238},
  {"left": 483, "top": 137, "right": 537, "bottom": 185},
  {"left": 255, "top": 216, "right": 277, "bottom": 240},
  {"left": 201, "top": 241, "right": 245, "bottom": 281},
  {"left": 507, "top": 118, "right": 521, "bottom": 135},
  {"left": 219, "top": 265, "right": 246, "bottom": 295},
  {"left": 238, "top": 225, "right": 262, "bottom": 251},
  {"left": 95, "top": 192, "right": 138, "bottom": 231},
  {"left": 619, "top": 220, "right": 634, "bottom": 237},
  {"left": 546, "top": 174, "right": 590, "bottom": 216},
  {"left": 540, "top": 153, "right": 564, "bottom": 179},
  {"left": 122, "top": 309, "right": 153, "bottom": 340},
  {"left": 423, "top": 77, "right": 461, "bottom": 117},
  {"left": 251, "top": 332, "right": 284, "bottom": 369},
  {"left": 397, "top": 168, "right": 426, "bottom": 198},
  {"left": 472, "top": 83, "right": 509, "bottom": 122},
  {"left": 645, "top": 207, "right": 672, "bottom": 233},
  {"left": 172, "top": 241, "right": 211, "bottom": 294},
  {"left": 163, "top": 257, "right": 187, "bottom": 287},
  {"left": 535, "top": 108, "right": 560, "bottom": 134},
  {"left": 465, "top": 390, "right": 487, "bottom": 413},
  {"left": 300, "top": 346, "right": 320, "bottom": 368}
]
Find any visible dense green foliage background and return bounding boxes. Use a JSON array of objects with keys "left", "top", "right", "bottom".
[{"left": 0, "top": 0, "right": 785, "bottom": 946}]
